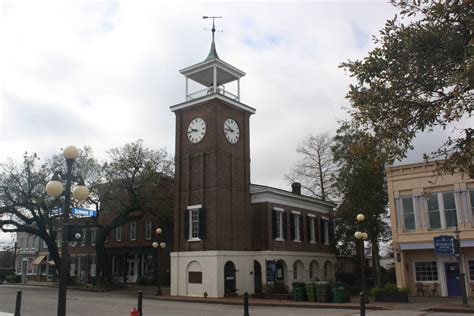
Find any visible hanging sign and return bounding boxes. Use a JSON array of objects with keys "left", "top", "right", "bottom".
[
  {"left": 266, "top": 260, "right": 276, "bottom": 283},
  {"left": 433, "top": 235, "right": 454, "bottom": 256}
]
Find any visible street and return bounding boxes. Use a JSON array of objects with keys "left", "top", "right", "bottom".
[{"left": 0, "top": 285, "right": 460, "bottom": 316}]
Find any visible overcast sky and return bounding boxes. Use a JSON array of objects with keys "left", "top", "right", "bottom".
[{"left": 0, "top": 1, "right": 465, "bottom": 243}]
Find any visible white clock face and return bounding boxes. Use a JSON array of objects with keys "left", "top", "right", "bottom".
[
  {"left": 187, "top": 117, "right": 206, "bottom": 143},
  {"left": 224, "top": 118, "right": 240, "bottom": 144}
]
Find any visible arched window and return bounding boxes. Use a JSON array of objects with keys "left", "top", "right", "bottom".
[
  {"left": 293, "top": 260, "right": 303, "bottom": 280},
  {"left": 309, "top": 260, "right": 319, "bottom": 280}
]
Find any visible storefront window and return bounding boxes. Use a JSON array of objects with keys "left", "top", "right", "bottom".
[
  {"left": 415, "top": 261, "right": 438, "bottom": 281},
  {"left": 468, "top": 260, "right": 474, "bottom": 281}
]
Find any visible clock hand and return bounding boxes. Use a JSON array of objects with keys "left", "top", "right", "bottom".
[{"left": 225, "top": 127, "right": 234, "bottom": 132}]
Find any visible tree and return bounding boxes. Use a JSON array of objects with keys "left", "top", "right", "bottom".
[
  {"left": 332, "top": 123, "right": 391, "bottom": 288},
  {"left": 286, "top": 133, "right": 338, "bottom": 201},
  {"left": 0, "top": 154, "right": 63, "bottom": 270},
  {"left": 340, "top": 1, "right": 473, "bottom": 177},
  {"left": 91, "top": 140, "right": 174, "bottom": 285}
]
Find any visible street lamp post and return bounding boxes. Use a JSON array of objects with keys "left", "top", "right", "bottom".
[
  {"left": 152, "top": 227, "right": 166, "bottom": 296},
  {"left": 454, "top": 227, "right": 469, "bottom": 307},
  {"left": 355, "top": 213, "right": 369, "bottom": 316},
  {"left": 45, "top": 145, "right": 89, "bottom": 316}
]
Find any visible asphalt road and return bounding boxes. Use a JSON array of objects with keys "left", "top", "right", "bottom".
[{"left": 0, "top": 285, "right": 456, "bottom": 316}]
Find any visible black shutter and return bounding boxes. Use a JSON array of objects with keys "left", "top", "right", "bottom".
[
  {"left": 272, "top": 209, "right": 277, "bottom": 239},
  {"left": 306, "top": 216, "right": 311, "bottom": 242},
  {"left": 184, "top": 209, "right": 189, "bottom": 240},
  {"left": 290, "top": 213, "right": 295, "bottom": 240},
  {"left": 282, "top": 211, "right": 287, "bottom": 240},
  {"left": 320, "top": 219, "right": 326, "bottom": 244},
  {"left": 199, "top": 208, "right": 207, "bottom": 239},
  {"left": 299, "top": 215, "right": 303, "bottom": 241},
  {"left": 315, "top": 218, "right": 320, "bottom": 243},
  {"left": 328, "top": 220, "right": 335, "bottom": 246}
]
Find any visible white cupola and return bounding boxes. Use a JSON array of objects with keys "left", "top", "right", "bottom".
[{"left": 180, "top": 17, "right": 245, "bottom": 102}]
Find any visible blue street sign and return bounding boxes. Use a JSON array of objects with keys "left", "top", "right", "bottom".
[
  {"left": 49, "top": 207, "right": 63, "bottom": 216},
  {"left": 434, "top": 235, "right": 455, "bottom": 256},
  {"left": 71, "top": 207, "right": 97, "bottom": 217}
]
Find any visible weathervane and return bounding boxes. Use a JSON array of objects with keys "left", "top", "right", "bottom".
[{"left": 203, "top": 16, "right": 222, "bottom": 42}]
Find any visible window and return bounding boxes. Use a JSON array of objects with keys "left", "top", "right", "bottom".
[
  {"left": 190, "top": 209, "right": 199, "bottom": 239},
  {"left": 469, "top": 260, "right": 474, "bottom": 281},
  {"left": 186, "top": 206, "right": 206, "bottom": 240},
  {"left": 26, "top": 237, "right": 30, "bottom": 250},
  {"left": 427, "top": 193, "right": 441, "bottom": 229},
  {"left": 309, "top": 216, "right": 316, "bottom": 242},
  {"left": 129, "top": 221, "right": 137, "bottom": 241},
  {"left": 443, "top": 192, "right": 458, "bottom": 227},
  {"left": 20, "top": 238, "right": 25, "bottom": 250},
  {"left": 272, "top": 208, "right": 285, "bottom": 240},
  {"left": 293, "top": 262, "right": 298, "bottom": 279},
  {"left": 81, "top": 229, "right": 87, "bottom": 246},
  {"left": 292, "top": 213, "right": 301, "bottom": 241},
  {"left": 91, "top": 230, "right": 96, "bottom": 246},
  {"left": 415, "top": 261, "right": 438, "bottom": 281},
  {"left": 115, "top": 226, "right": 122, "bottom": 242},
  {"left": 401, "top": 196, "right": 415, "bottom": 230},
  {"left": 145, "top": 220, "right": 152, "bottom": 240},
  {"left": 309, "top": 261, "right": 319, "bottom": 279},
  {"left": 469, "top": 190, "right": 474, "bottom": 220},
  {"left": 27, "top": 258, "right": 33, "bottom": 274},
  {"left": 43, "top": 240, "right": 47, "bottom": 248}
]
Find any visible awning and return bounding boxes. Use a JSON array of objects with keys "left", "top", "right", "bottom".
[{"left": 33, "top": 255, "right": 47, "bottom": 265}]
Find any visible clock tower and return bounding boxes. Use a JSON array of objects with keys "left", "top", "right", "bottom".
[{"left": 170, "top": 19, "right": 256, "bottom": 297}]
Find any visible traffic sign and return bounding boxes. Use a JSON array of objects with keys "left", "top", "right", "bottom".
[{"left": 49, "top": 207, "right": 63, "bottom": 216}]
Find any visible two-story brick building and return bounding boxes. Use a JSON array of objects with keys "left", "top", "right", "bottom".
[{"left": 387, "top": 161, "right": 474, "bottom": 297}]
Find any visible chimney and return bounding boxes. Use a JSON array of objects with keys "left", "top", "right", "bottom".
[{"left": 291, "top": 182, "right": 302, "bottom": 195}]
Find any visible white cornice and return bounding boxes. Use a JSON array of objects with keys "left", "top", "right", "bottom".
[
  {"left": 170, "top": 93, "right": 256, "bottom": 114},
  {"left": 250, "top": 184, "right": 335, "bottom": 213},
  {"left": 180, "top": 59, "right": 246, "bottom": 78}
]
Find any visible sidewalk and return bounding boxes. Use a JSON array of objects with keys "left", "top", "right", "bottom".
[
  {"left": 15, "top": 281, "right": 474, "bottom": 314},
  {"left": 121, "top": 284, "right": 474, "bottom": 314}
]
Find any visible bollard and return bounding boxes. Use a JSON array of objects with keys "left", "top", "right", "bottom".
[
  {"left": 138, "top": 290, "right": 143, "bottom": 316},
  {"left": 14, "top": 290, "right": 22, "bottom": 316},
  {"left": 243, "top": 292, "right": 249, "bottom": 316},
  {"left": 359, "top": 292, "right": 365, "bottom": 316}
]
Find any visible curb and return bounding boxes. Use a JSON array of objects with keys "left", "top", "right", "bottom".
[{"left": 142, "top": 295, "right": 389, "bottom": 311}]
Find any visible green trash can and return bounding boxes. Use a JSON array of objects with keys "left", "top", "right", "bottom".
[
  {"left": 306, "top": 283, "right": 316, "bottom": 302},
  {"left": 315, "top": 281, "right": 329, "bottom": 302},
  {"left": 332, "top": 283, "right": 346, "bottom": 303},
  {"left": 293, "top": 282, "right": 307, "bottom": 301}
]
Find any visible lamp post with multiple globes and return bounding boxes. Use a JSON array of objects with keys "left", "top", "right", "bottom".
[
  {"left": 45, "top": 145, "right": 89, "bottom": 316},
  {"left": 354, "top": 213, "right": 368, "bottom": 316},
  {"left": 152, "top": 227, "right": 166, "bottom": 296}
]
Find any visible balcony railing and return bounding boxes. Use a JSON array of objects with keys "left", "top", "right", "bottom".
[{"left": 187, "top": 87, "right": 239, "bottom": 102}]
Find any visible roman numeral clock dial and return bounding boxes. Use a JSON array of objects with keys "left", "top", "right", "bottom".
[
  {"left": 187, "top": 117, "right": 206, "bottom": 144},
  {"left": 224, "top": 118, "right": 240, "bottom": 144}
]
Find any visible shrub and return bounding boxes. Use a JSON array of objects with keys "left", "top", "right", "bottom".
[{"left": 369, "top": 282, "right": 410, "bottom": 299}]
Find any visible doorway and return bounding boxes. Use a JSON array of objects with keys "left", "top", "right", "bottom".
[
  {"left": 445, "top": 262, "right": 460, "bottom": 296},
  {"left": 254, "top": 261, "right": 262, "bottom": 293},
  {"left": 224, "top": 261, "right": 236, "bottom": 294},
  {"left": 127, "top": 256, "right": 138, "bottom": 283}
]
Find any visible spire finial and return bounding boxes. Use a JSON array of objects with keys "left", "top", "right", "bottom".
[{"left": 203, "top": 16, "right": 222, "bottom": 61}]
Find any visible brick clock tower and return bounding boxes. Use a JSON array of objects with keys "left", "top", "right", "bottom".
[{"left": 170, "top": 20, "right": 256, "bottom": 297}]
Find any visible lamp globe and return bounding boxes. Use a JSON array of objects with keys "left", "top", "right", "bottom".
[
  {"left": 73, "top": 185, "right": 89, "bottom": 201},
  {"left": 63, "top": 145, "right": 80, "bottom": 160},
  {"left": 46, "top": 180, "right": 64, "bottom": 197}
]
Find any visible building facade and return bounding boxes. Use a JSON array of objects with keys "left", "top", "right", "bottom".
[
  {"left": 170, "top": 28, "right": 336, "bottom": 298},
  {"left": 387, "top": 161, "right": 474, "bottom": 296}
]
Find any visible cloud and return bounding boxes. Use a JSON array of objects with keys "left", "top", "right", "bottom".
[{"left": 0, "top": 0, "right": 410, "bottom": 192}]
